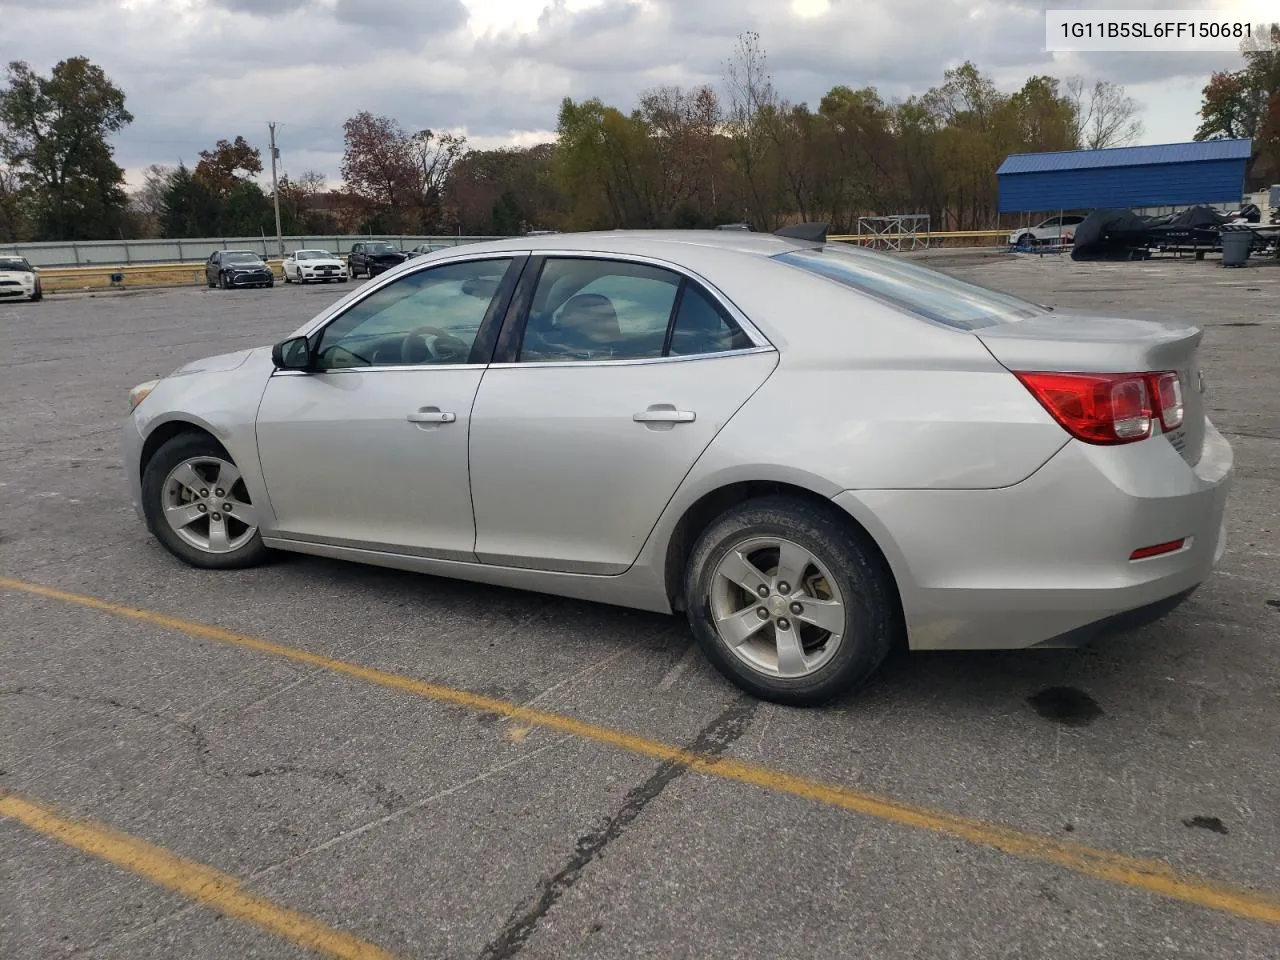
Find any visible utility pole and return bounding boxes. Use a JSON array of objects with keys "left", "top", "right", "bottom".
[{"left": 268, "top": 121, "right": 284, "bottom": 257}]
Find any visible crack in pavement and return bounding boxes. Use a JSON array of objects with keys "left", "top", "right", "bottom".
[{"left": 477, "top": 697, "right": 759, "bottom": 960}]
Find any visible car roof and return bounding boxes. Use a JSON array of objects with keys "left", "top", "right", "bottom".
[{"left": 440, "top": 229, "right": 815, "bottom": 262}]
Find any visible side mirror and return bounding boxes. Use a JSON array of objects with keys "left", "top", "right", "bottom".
[{"left": 272, "top": 335, "right": 312, "bottom": 371}]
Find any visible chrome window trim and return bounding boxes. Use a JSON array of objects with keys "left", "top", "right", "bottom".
[
  {"left": 487, "top": 344, "right": 776, "bottom": 370},
  {"left": 271, "top": 363, "right": 488, "bottom": 378},
  {"left": 294, "top": 249, "right": 531, "bottom": 340},
  {"left": 529, "top": 249, "right": 773, "bottom": 350}
]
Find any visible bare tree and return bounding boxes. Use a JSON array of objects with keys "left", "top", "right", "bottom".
[
  {"left": 133, "top": 164, "right": 173, "bottom": 218},
  {"left": 722, "top": 31, "right": 786, "bottom": 227},
  {"left": 1067, "top": 78, "right": 1143, "bottom": 149},
  {"left": 408, "top": 129, "right": 468, "bottom": 208}
]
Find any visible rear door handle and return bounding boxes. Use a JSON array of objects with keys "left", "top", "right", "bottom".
[
  {"left": 406, "top": 408, "right": 456, "bottom": 424},
  {"left": 633, "top": 406, "right": 695, "bottom": 424}
]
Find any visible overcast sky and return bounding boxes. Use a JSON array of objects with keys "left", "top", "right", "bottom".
[{"left": 1, "top": 0, "right": 1270, "bottom": 190}]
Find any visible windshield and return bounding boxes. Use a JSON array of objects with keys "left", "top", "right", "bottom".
[
  {"left": 0, "top": 257, "right": 31, "bottom": 272},
  {"left": 772, "top": 245, "right": 1046, "bottom": 330},
  {"left": 224, "top": 252, "right": 261, "bottom": 264},
  {"left": 295, "top": 250, "right": 332, "bottom": 260},
  {"left": 368, "top": 243, "right": 398, "bottom": 255}
]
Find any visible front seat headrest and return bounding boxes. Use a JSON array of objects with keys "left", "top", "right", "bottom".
[{"left": 557, "top": 293, "right": 620, "bottom": 343}]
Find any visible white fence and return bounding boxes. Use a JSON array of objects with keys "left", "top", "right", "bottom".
[{"left": 0, "top": 235, "right": 505, "bottom": 268}]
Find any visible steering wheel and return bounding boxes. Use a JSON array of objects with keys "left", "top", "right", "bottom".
[{"left": 401, "top": 326, "right": 471, "bottom": 364}]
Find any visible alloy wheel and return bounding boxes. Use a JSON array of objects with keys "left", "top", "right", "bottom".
[
  {"left": 161, "top": 456, "right": 258, "bottom": 554},
  {"left": 709, "top": 536, "right": 846, "bottom": 679}
]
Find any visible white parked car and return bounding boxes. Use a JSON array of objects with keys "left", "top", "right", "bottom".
[
  {"left": 1009, "top": 215, "right": 1085, "bottom": 248},
  {"left": 282, "top": 249, "right": 348, "bottom": 285},
  {"left": 0, "top": 255, "right": 43, "bottom": 301}
]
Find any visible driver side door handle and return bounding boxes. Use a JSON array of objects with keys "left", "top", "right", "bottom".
[{"left": 407, "top": 408, "right": 456, "bottom": 424}]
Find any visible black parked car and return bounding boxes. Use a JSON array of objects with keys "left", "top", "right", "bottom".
[
  {"left": 347, "top": 241, "right": 408, "bottom": 278},
  {"left": 206, "top": 251, "right": 274, "bottom": 289}
]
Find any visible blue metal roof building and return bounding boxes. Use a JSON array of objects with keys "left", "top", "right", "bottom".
[{"left": 996, "top": 139, "right": 1252, "bottom": 213}]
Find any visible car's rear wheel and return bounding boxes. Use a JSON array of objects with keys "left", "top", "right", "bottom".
[
  {"left": 142, "top": 433, "right": 268, "bottom": 570},
  {"left": 684, "top": 496, "right": 899, "bottom": 706}
]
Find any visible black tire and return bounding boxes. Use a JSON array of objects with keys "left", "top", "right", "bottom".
[
  {"left": 683, "top": 495, "right": 900, "bottom": 707},
  {"left": 266, "top": 280, "right": 274, "bottom": 288},
  {"left": 141, "top": 432, "right": 269, "bottom": 570},
  {"left": 207, "top": 275, "right": 216, "bottom": 288},
  {"left": 30, "top": 282, "right": 42, "bottom": 302},
  {"left": 283, "top": 270, "right": 292, "bottom": 284},
  {"left": 217, "top": 272, "right": 228, "bottom": 289}
]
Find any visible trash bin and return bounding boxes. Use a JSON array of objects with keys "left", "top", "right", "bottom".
[{"left": 1220, "top": 225, "right": 1253, "bottom": 267}]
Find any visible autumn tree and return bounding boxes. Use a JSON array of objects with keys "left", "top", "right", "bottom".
[
  {"left": 0, "top": 57, "right": 133, "bottom": 240},
  {"left": 274, "top": 169, "right": 334, "bottom": 233},
  {"left": 446, "top": 143, "right": 564, "bottom": 234},
  {"left": 1195, "top": 24, "right": 1280, "bottom": 185},
  {"left": 194, "top": 136, "right": 263, "bottom": 194}
]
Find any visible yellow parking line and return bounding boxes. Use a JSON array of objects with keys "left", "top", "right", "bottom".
[
  {"left": 4, "top": 575, "right": 1280, "bottom": 927},
  {"left": 0, "top": 789, "right": 396, "bottom": 960}
]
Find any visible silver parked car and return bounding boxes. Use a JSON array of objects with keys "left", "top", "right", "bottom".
[{"left": 123, "top": 229, "right": 1233, "bottom": 705}]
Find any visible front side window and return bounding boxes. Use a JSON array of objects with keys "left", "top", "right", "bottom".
[
  {"left": 773, "top": 245, "right": 1046, "bottom": 331},
  {"left": 518, "top": 258, "right": 753, "bottom": 362},
  {"left": 315, "top": 257, "right": 513, "bottom": 369}
]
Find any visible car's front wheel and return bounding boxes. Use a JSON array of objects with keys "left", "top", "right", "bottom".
[
  {"left": 141, "top": 433, "right": 268, "bottom": 570},
  {"left": 684, "top": 496, "right": 900, "bottom": 706},
  {"left": 30, "top": 281, "right": 42, "bottom": 302}
]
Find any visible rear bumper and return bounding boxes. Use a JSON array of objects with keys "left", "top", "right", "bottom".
[{"left": 833, "top": 419, "right": 1233, "bottom": 651}]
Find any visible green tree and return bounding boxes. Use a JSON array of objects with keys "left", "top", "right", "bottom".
[
  {"left": 0, "top": 57, "right": 133, "bottom": 241},
  {"left": 161, "top": 164, "right": 218, "bottom": 237}
]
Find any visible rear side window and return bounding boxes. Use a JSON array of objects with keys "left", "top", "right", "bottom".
[
  {"left": 773, "top": 246, "right": 1047, "bottom": 330},
  {"left": 668, "top": 285, "right": 754, "bottom": 356},
  {"left": 518, "top": 258, "right": 755, "bottom": 362}
]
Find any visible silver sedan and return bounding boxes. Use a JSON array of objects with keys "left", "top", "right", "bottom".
[{"left": 123, "top": 229, "right": 1233, "bottom": 705}]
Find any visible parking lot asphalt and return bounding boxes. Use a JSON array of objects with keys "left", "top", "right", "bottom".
[{"left": 2, "top": 256, "right": 1279, "bottom": 959}]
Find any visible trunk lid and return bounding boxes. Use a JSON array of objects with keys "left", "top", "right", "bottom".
[{"left": 976, "top": 312, "right": 1206, "bottom": 464}]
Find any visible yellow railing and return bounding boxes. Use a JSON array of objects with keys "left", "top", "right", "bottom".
[
  {"left": 830, "top": 229, "right": 1010, "bottom": 244},
  {"left": 38, "top": 260, "right": 288, "bottom": 293}
]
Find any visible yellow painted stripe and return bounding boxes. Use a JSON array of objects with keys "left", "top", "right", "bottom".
[
  {"left": 5, "top": 576, "right": 1280, "bottom": 926},
  {"left": 0, "top": 789, "right": 396, "bottom": 960}
]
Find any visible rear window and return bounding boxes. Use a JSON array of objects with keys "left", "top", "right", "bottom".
[{"left": 773, "top": 245, "right": 1047, "bottom": 330}]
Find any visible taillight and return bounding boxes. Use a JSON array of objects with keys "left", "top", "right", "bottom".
[
  {"left": 1014, "top": 370, "right": 1184, "bottom": 445},
  {"left": 1154, "top": 372, "right": 1183, "bottom": 430}
]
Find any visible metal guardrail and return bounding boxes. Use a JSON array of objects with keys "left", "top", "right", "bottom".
[{"left": 0, "top": 235, "right": 502, "bottom": 268}]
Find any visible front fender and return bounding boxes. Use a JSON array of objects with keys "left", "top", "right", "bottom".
[{"left": 130, "top": 354, "right": 277, "bottom": 531}]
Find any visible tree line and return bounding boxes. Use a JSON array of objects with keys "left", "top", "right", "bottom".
[{"left": 1, "top": 29, "right": 1276, "bottom": 244}]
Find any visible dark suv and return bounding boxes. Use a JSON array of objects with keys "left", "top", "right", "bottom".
[
  {"left": 348, "top": 241, "right": 408, "bottom": 278},
  {"left": 206, "top": 251, "right": 274, "bottom": 289}
]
